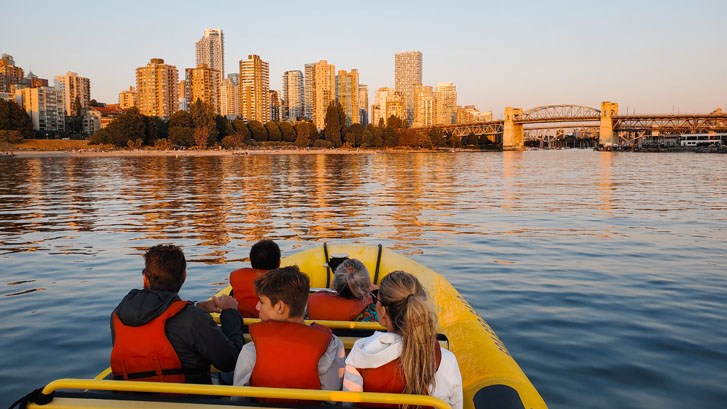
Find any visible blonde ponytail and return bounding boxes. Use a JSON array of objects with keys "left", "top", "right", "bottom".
[{"left": 378, "top": 271, "right": 438, "bottom": 399}]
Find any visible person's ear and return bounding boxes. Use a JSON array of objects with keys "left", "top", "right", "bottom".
[
  {"left": 143, "top": 274, "right": 150, "bottom": 289},
  {"left": 274, "top": 300, "right": 285, "bottom": 315}
]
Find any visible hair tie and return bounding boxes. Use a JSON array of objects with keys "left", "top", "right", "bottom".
[{"left": 406, "top": 293, "right": 415, "bottom": 302}]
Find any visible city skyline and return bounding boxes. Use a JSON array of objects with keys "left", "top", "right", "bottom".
[{"left": 2, "top": 1, "right": 725, "bottom": 117}]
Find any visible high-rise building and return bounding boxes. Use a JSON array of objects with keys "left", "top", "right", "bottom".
[
  {"left": 135, "top": 58, "right": 179, "bottom": 118},
  {"left": 372, "top": 87, "right": 405, "bottom": 126},
  {"left": 195, "top": 29, "right": 224, "bottom": 78},
  {"left": 304, "top": 64, "right": 314, "bottom": 121},
  {"left": 434, "top": 82, "right": 457, "bottom": 125},
  {"left": 306, "top": 60, "right": 336, "bottom": 130},
  {"left": 54, "top": 71, "right": 91, "bottom": 115},
  {"left": 239, "top": 55, "right": 270, "bottom": 123},
  {"left": 413, "top": 85, "right": 435, "bottom": 128},
  {"left": 269, "top": 90, "right": 281, "bottom": 122},
  {"left": 14, "top": 86, "right": 65, "bottom": 132},
  {"left": 282, "top": 70, "right": 304, "bottom": 121},
  {"left": 394, "top": 51, "right": 422, "bottom": 126},
  {"left": 119, "top": 86, "right": 137, "bottom": 109},
  {"left": 0, "top": 54, "right": 24, "bottom": 92},
  {"left": 185, "top": 63, "right": 221, "bottom": 114},
  {"left": 220, "top": 73, "right": 240, "bottom": 118},
  {"left": 358, "top": 84, "right": 368, "bottom": 126},
  {"left": 26, "top": 71, "right": 48, "bottom": 88},
  {"left": 336, "top": 69, "right": 359, "bottom": 126}
]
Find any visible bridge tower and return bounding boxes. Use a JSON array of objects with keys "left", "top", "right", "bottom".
[
  {"left": 503, "top": 107, "right": 524, "bottom": 150},
  {"left": 599, "top": 101, "right": 619, "bottom": 146}
]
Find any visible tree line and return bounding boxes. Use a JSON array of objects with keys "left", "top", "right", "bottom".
[{"left": 89, "top": 99, "right": 499, "bottom": 150}]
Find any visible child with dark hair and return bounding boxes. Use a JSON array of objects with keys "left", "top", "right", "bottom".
[
  {"left": 229, "top": 239, "right": 281, "bottom": 317},
  {"left": 233, "top": 265, "right": 345, "bottom": 393}
]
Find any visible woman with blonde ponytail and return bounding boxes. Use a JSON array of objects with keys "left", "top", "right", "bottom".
[{"left": 343, "top": 271, "right": 463, "bottom": 409}]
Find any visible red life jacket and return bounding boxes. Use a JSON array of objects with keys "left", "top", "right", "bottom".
[
  {"left": 356, "top": 343, "right": 442, "bottom": 408},
  {"left": 307, "top": 291, "right": 372, "bottom": 321},
  {"left": 249, "top": 320, "right": 332, "bottom": 393},
  {"left": 229, "top": 268, "right": 267, "bottom": 317},
  {"left": 110, "top": 300, "right": 191, "bottom": 383}
]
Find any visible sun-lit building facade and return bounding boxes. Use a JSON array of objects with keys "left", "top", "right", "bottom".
[
  {"left": 358, "top": 84, "right": 368, "bottom": 126},
  {"left": 136, "top": 58, "right": 179, "bottom": 118},
  {"left": 282, "top": 70, "right": 304, "bottom": 122},
  {"left": 307, "top": 60, "right": 336, "bottom": 130},
  {"left": 434, "top": 82, "right": 457, "bottom": 125},
  {"left": 336, "top": 69, "right": 359, "bottom": 126},
  {"left": 195, "top": 29, "right": 224, "bottom": 78},
  {"left": 394, "top": 51, "right": 422, "bottom": 126},
  {"left": 220, "top": 73, "right": 240, "bottom": 118},
  {"left": 14, "top": 86, "right": 65, "bottom": 132},
  {"left": 413, "top": 84, "right": 435, "bottom": 127},
  {"left": 239, "top": 55, "right": 270, "bottom": 123},
  {"left": 119, "top": 86, "right": 136, "bottom": 109},
  {"left": 54, "top": 71, "right": 91, "bottom": 115},
  {"left": 185, "top": 63, "right": 221, "bottom": 113}
]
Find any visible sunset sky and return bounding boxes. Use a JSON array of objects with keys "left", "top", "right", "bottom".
[{"left": 3, "top": 0, "right": 725, "bottom": 117}]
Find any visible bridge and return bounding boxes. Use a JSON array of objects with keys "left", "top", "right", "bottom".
[{"left": 417, "top": 102, "right": 727, "bottom": 149}]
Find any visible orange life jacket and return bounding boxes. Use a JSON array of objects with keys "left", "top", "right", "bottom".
[
  {"left": 307, "top": 291, "right": 372, "bottom": 321},
  {"left": 110, "top": 300, "right": 190, "bottom": 383},
  {"left": 356, "top": 343, "right": 442, "bottom": 407},
  {"left": 249, "top": 320, "right": 332, "bottom": 393},
  {"left": 229, "top": 268, "right": 267, "bottom": 317}
]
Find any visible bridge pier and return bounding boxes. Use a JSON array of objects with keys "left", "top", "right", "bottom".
[
  {"left": 503, "top": 107, "right": 524, "bottom": 150},
  {"left": 599, "top": 101, "right": 619, "bottom": 146}
]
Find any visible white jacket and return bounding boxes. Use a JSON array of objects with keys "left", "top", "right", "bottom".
[{"left": 344, "top": 331, "right": 463, "bottom": 409}]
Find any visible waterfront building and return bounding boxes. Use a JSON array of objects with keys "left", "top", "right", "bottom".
[
  {"left": 135, "top": 58, "right": 179, "bottom": 118},
  {"left": 82, "top": 108, "right": 101, "bottom": 136},
  {"left": 14, "top": 86, "right": 65, "bottom": 132},
  {"left": 282, "top": 70, "right": 304, "bottom": 121},
  {"left": 239, "top": 54, "right": 270, "bottom": 123},
  {"left": 413, "top": 85, "right": 435, "bottom": 127},
  {"left": 434, "top": 82, "right": 457, "bottom": 125},
  {"left": 306, "top": 60, "right": 336, "bottom": 129},
  {"left": 394, "top": 51, "right": 422, "bottom": 126},
  {"left": 358, "top": 84, "right": 368, "bottom": 126},
  {"left": 336, "top": 69, "right": 359, "bottom": 126},
  {"left": 0, "top": 53, "right": 24, "bottom": 93},
  {"left": 269, "top": 89, "right": 281, "bottom": 122},
  {"left": 119, "top": 86, "right": 136, "bottom": 109},
  {"left": 54, "top": 71, "right": 91, "bottom": 115},
  {"left": 220, "top": 73, "right": 240, "bottom": 118},
  {"left": 456, "top": 105, "right": 492, "bottom": 124},
  {"left": 92, "top": 104, "right": 124, "bottom": 128},
  {"left": 195, "top": 29, "right": 224, "bottom": 78},
  {"left": 185, "top": 63, "right": 221, "bottom": 113},
  {"left": 372, "top": 87, "right": 405, "bottom": 126}
]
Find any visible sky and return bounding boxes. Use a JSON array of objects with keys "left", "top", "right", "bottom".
[{"left": 3, "top": 0, "right": 725, "bottom": 118}]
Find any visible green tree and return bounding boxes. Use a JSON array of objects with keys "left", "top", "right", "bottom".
[
  {"left": 265, "top": 122, "right": 282, "bottom": 142},
  {"left": 428, "top": 128, "right": 445, "bottom": 147},
  {"left": 294, "top": 122, "right": 311, "bottom": 147},
  {"left": 152, "top": 116, "right": 168, "bottom": 141},
  {"left": 348, "top": 123, "right": 365, "bottom": 147},
  {"left": 232, "top": 119, "right": 251, "bottom": 142},
  {"left": 215, "top": 115, "right": 233, "bottom": 141},
  {"left": 89, "top": 99, "right": 99, "bottom": 107},
  {"left": 0, "top": 99, "right": 33, "bottom": 138},
  {"left": 279, "top": 121, "right": 296, "bottom": 142},
  {"left": 221, "top": 133, "right": 244, "bottom": 149},
  {"left": 323, "top": 103, "right": 345, "bottom": 147},
  {"left": 190, "top": 100, "right": 217, "bottom": 146},
  {"left": 169, "top": 110, "right": 193, "bottom": 129},
  {"left": 361, "top": 129, "right": 373, "bottom": 147},
  {"left": 465, "top": 132, "right": 477, "bottom": 147},
  {"left": 248, "top": 120, "right": 267, "bottom": 142},
  {"left": 90, "top": 107, "right": 146, "bottom": 147},
  {"left": 343, "top": 128, "right": 355, "bottom": 146},
  {"left": 386, "top": 115, "right": 406, "bottom": 129},
  {"left": 169, "top": 126, "right": 194, "bottom": 147}
]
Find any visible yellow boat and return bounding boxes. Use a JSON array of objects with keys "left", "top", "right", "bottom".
[{"left": 16, "top": 244, "right": 547, "bottom": 409}]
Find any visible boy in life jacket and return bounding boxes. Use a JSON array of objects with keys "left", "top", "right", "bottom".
[
  {"left": 233, "top": 265, "right": 345, "bottom": 392},
  {"left": 110, "top": 244, "right": 245, "bottom": 384},
  {"left": 343, "top": 271, "right": 463, "bottom": 409},
  {"left": 229, "top": 239, "right": 281, "bottom": 317}
]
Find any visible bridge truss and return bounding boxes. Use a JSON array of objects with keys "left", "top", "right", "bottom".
[{"left": 519, "top": 105, "right": 601, "bottom": 123}]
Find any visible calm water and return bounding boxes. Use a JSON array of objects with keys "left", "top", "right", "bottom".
[{"left": 0, "top": 151, "right": 725, "bottom": 408}]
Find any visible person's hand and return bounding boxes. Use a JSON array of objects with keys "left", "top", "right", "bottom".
[
  {"left": 214, "top": 294, "right": 239, "bottom": 311},
  {"left": 196, "top": 299, "right": 221, "bottom": 313}
]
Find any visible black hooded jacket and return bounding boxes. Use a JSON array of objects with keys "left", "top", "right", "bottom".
[{"left": 111, "top": 289, "right": 244, "bottom": 384}]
